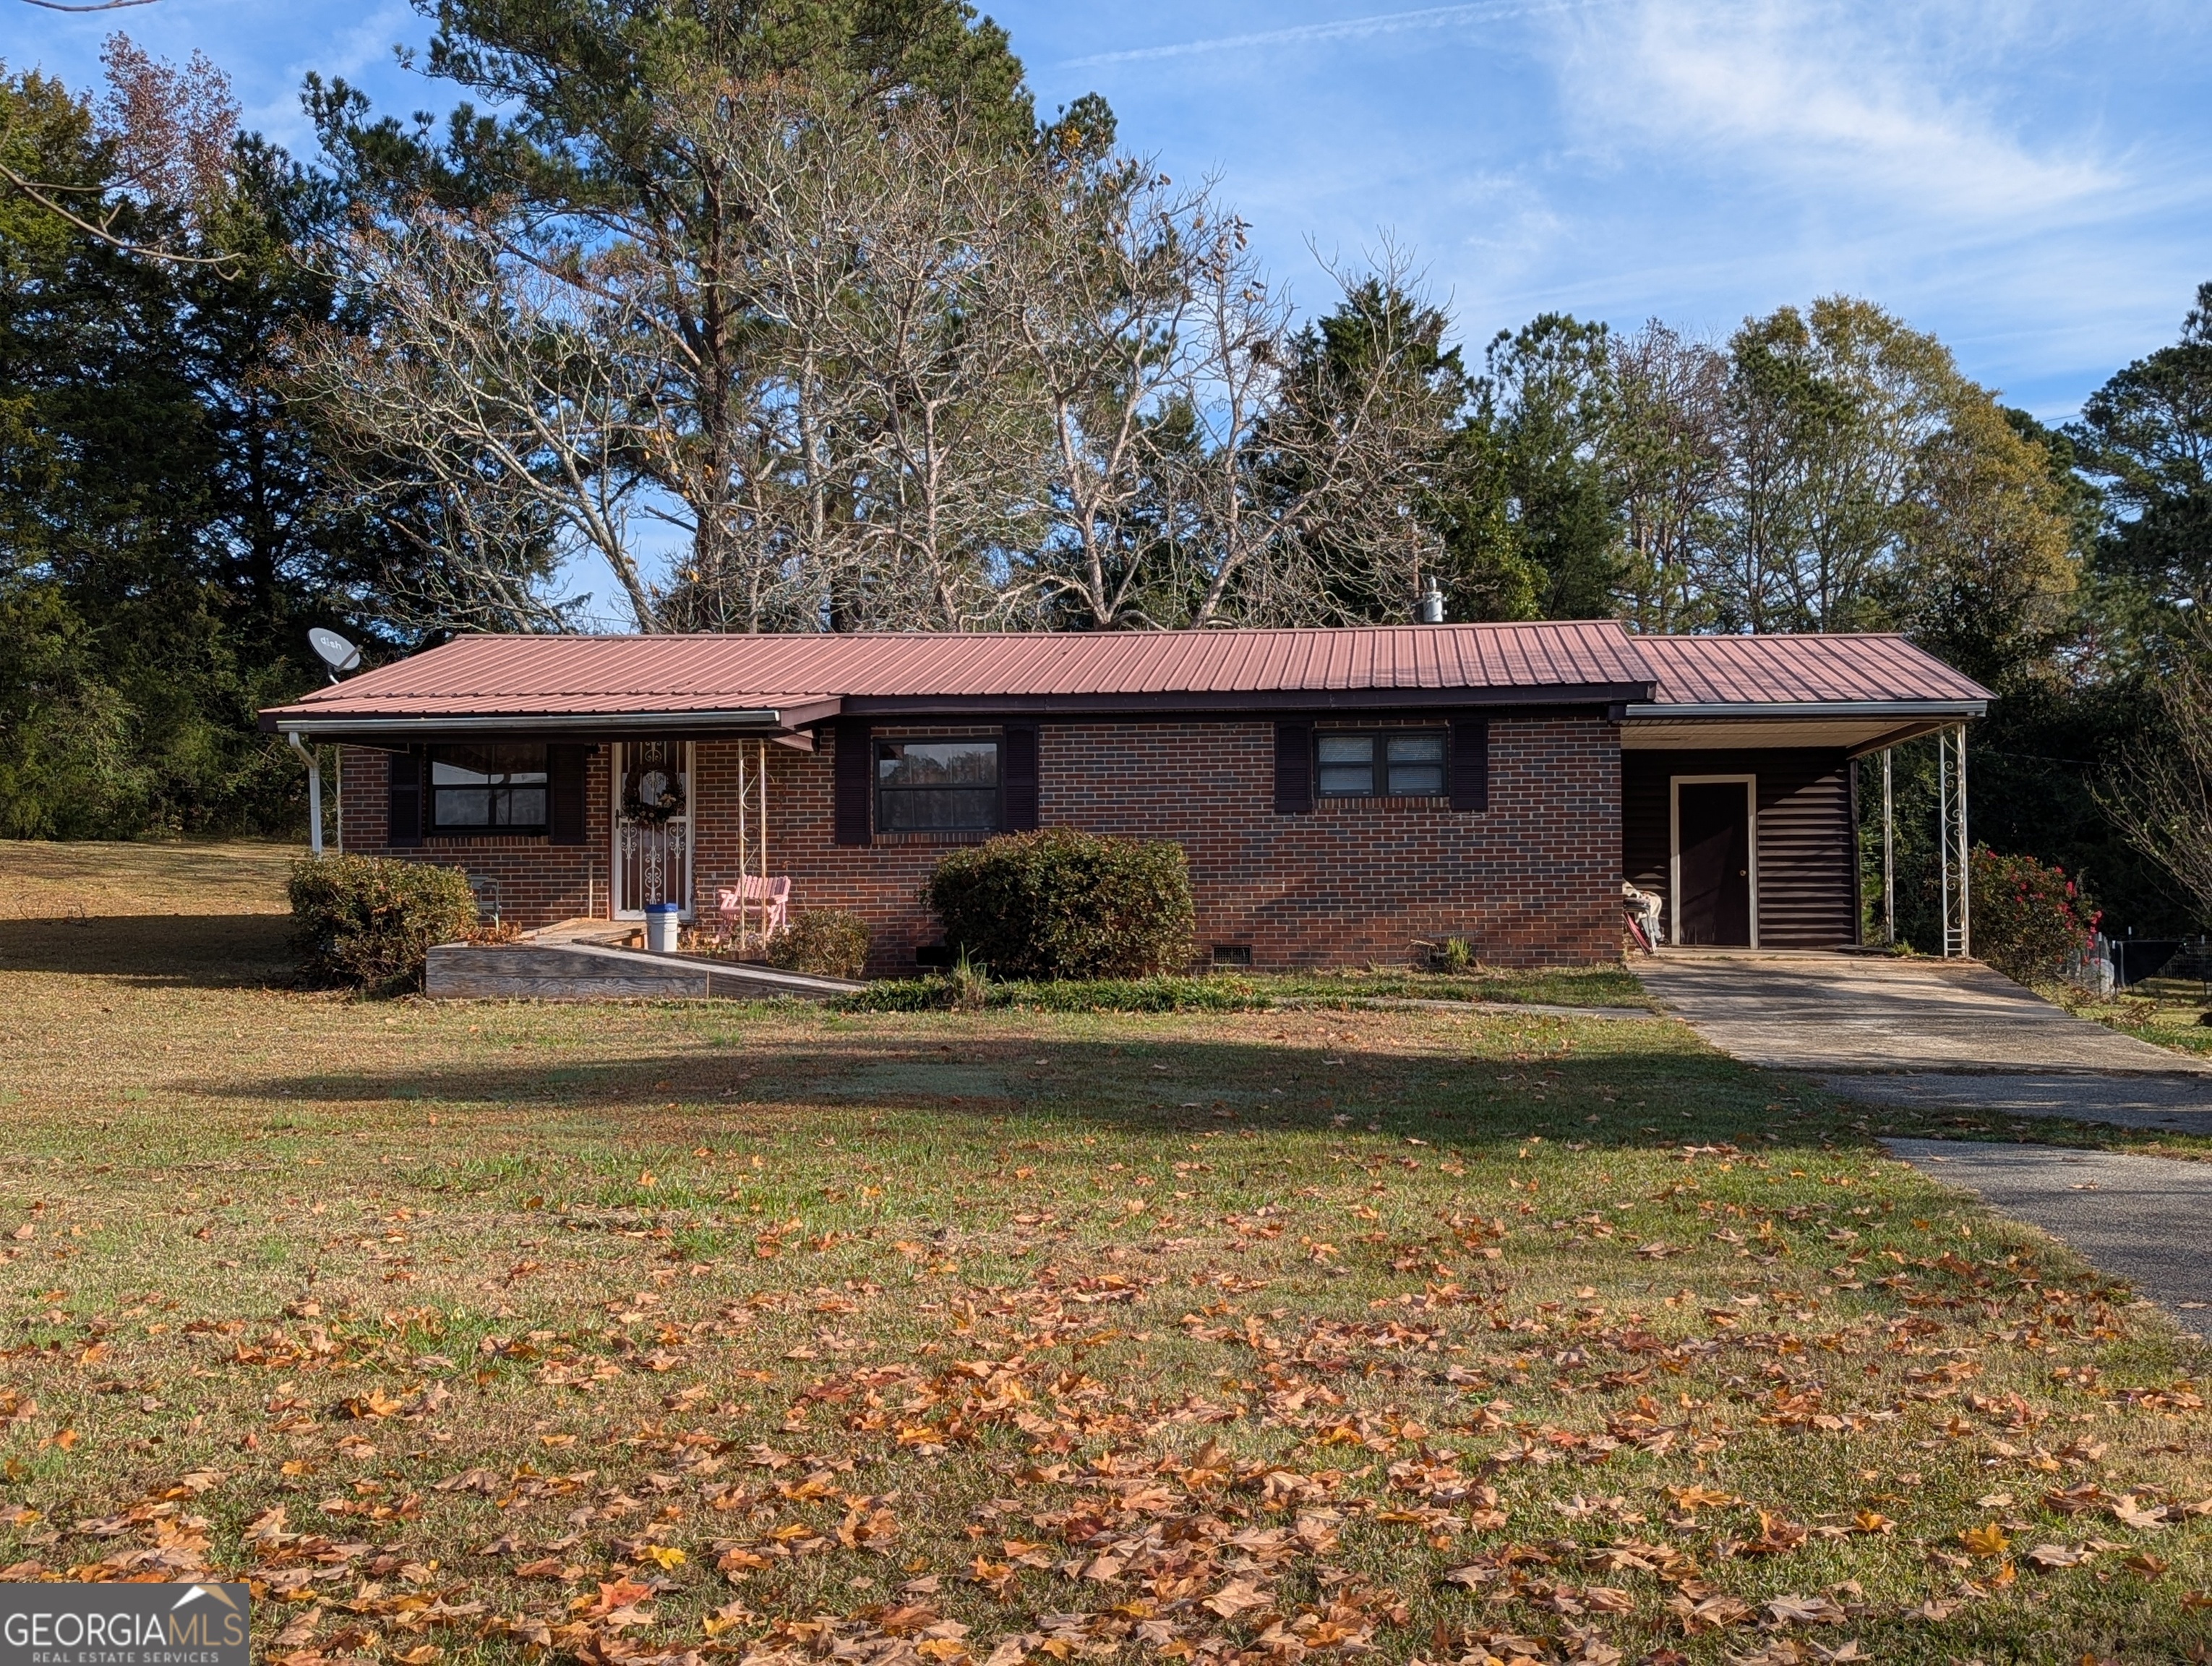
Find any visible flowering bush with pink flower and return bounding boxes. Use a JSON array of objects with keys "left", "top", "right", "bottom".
[{"left": 1969, "top": 846, "right": 2100, "bottom": 986}]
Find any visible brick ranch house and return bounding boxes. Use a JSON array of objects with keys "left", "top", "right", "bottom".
[{"left": 258, "top": 624, "right": 1988, "bottom": 974}]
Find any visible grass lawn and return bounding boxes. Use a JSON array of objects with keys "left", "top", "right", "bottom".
[
  {"left": 1, "top": 841, "right": 2208, "bottom": 1665},
  {"left": 2072, "top": 978, "right": 2212, "bottom": 1065},
  {"left": 1975, "top": 976, "right": 2212, "bottom": 1161}
]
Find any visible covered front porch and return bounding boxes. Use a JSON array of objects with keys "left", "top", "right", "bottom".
[{"left": 312, "top": 725, "right": 820, "bottom": 947}]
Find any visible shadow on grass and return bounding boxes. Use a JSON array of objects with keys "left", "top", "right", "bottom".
[
  {"left": 0, "top": 913, "right": 293, "bottom": 987},
  {"left": 217, "top": 1024, "right": 1904, "bottom": 1157}
]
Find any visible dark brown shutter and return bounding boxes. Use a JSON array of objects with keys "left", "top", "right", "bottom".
[
  {"left": 1449, "top": 718, "right": 1489, "bottom": 811},
  {"left": 1002, "top": 722, "right": 1038, "bottom": 832},
  {"left": 547, "top": 743, "right": 588, "bottom": 845},
  {"left": 1273, "top": 722, "right": 1313, "bottom": 814},
  {"left": 833, "top": 719, "right": 872, "bottom": 845},
  {"left": 387, "top": 748, "right": 424, "bottom": 847}
]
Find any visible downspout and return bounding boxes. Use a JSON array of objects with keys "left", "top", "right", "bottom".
[{"left": 288, "top": 730, "right": 323, "bottom": 857}]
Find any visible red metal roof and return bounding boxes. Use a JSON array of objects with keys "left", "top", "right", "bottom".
[
  {"left": 260, "top": 624, "right": 1989, "bottom": 731},
  {"left": 1631, "top": 633, "right": 1991, "bottom": 706},
  {"left": 264, "top": 622, "right": 1657, "bottom": 724}
]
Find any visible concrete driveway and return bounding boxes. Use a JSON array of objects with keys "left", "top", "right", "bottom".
[
  {"left": 1637, "top": 951, "right": 2212, "bottom": 1135},
  {"left": 1636, "top": 953, "right": 2212, "bottom": 1331},
  {"left": 1883, "top": 1139, "right": 2212, "bottom": 1337}
]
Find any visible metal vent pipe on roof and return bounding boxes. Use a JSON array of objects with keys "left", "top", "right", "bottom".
[{"left": 1415, "top": 578, "right": 1446, "bottom": 624}]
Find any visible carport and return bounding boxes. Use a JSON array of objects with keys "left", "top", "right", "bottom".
[{"left": 1619, "top": 636, "right": 1986, "bottom": 954}]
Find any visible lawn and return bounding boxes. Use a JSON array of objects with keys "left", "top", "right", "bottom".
[
  {"left": 2071, "top": 977, "right": 2212, "bottom": 1067},
  {"left": 1, "top": 841, "right": 2208, "bottom": 1665}
]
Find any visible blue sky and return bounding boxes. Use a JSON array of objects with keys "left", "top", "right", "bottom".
[{"left": 7, "top": 0, "right": 2206, "bottom": 422}]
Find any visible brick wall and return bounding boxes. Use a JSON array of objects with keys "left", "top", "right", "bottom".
[
  {"left": 336, "top": 744, "right": 614, "bottom": 926},
  {"left": 700, "top": 714, "right": 1621, "bottom": 973},
  {"left": 339, "top": 712, "right": 1624, "bottom": 972}
]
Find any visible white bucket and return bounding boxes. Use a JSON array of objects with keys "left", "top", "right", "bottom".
[{"left": 643, "top": 902, "right": 680, "bottom": 953}]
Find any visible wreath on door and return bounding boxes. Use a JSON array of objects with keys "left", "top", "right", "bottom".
[{"left": 622, "top": 766, "right": 685, "bottom": 826}]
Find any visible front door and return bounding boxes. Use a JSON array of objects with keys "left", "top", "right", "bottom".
[
  {"left": 613, "top": 740, "right": 693, "bottom": 919},
  {"left": 1674, "top": 779, "right": 1752, "bottom": 946}
]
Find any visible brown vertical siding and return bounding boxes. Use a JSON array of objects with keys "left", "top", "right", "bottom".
[{"left": 1622, "top": 749, "right": 1855, "bottom": 949}]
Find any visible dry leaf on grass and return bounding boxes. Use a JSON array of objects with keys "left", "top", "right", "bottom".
[
  {"left": 1201, "top": 1578, "right": 1271, "bottom": 1618},
  {"left": 1764, "top": 1594, "right": 1848, "bottom": 1626}
]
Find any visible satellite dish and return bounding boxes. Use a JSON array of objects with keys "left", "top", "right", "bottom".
[{"left": 309, "top": 628, "right": 361, "bottom": 682}]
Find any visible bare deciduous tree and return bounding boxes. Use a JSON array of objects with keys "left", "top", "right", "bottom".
[
  {"left": 1017, "top": 213, "right": 1459, "bottom": 629},
  {"left": 2105, "top": 628, "right": 2212, "bottom": 923},
  {"left": 1171, "top": 239, "right": 1461, "bottom": 627},
  {"left": 1009, "top": 165, "right": 1204, "bottom": 628},
  {"left": 299, "top": 211, "right": 659, "bottom": 631},
  {"left": 305, "top": 59, "right": 1467, "bottom": 638},
  {"left": 0, "top": 33, "right": 242, "bottom": 267},
  {"left": 671, "top": 88, "right": 1052, "bottom": 630},
  {"left": 1608, "top": 321, "right": 1728, "bottom": 632}
]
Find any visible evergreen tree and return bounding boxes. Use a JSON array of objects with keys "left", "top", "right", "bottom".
[{"left": 0, "top": 51, "right": 400, "bottom": 837}]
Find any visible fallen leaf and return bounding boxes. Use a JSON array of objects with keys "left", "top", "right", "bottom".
[
  {"left": 1960, "top": 1523, "right": 2010, "bottom": 1557},
  {"left": 1203, "top": 1578, "right": 1271, "bottom": 1619},
  {"left": 1765, "top": 1594, "right": 1847, "bottom": 1626}
]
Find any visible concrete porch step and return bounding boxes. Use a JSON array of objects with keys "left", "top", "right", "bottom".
[{"left": 426, "top": 936, "right": 860, "bottom": 1002}]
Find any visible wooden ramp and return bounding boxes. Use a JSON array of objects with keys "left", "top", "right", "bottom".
[{"left": 427, "top": 932, "right": 860, "bottom": 1003}]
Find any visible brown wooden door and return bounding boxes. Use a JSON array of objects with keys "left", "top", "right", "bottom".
[{"left": 1676, "top": 782, "right": 1752, "bottom": 945}]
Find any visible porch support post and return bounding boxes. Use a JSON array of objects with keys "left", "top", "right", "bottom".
[
  {"left": 289, "top": 731, "right": 323, "bottom": 857},
  {"left": 1953, "top": 724, "right": 1971, "bottom": 958},
  {"left": 737, "top": 740, "right": 750, "bottom": 946},
  {"left": 1848, "top": 756, "right": 1863, "bottom": 945},
  {"left": 1881, "top": 748, "right": 1895, "bottom": 947},
  {"left": 1938, "top": 733, "right": 1952, "bottom": 956}
]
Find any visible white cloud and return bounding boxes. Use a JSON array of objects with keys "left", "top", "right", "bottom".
[
  {"left": 249, "top": 0, "right": 419, "bottom": 147},
  {"left": 1056, "top": 0, "right": 1595, "bottom": 68},
  {"left": 1542, "top": 0, "right": 2114, "bottom": 222}
]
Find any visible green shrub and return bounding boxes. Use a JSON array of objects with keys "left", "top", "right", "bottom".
[
  {"left": 922, "top": 829, "right": 1195, "bottom": 979},
  {"left": 1970, "top": 845, "right": 2098, "bottom": 986},
  {"left": 763, "top": 909, "right": 871, "bottom": 979},
  {"left": 288, "top": 854, "right": 476, "bottom": 996}
]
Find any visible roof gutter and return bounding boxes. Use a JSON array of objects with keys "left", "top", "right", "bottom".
[
  {"left": 838, "top": 682, "right": 1658, "bottom": 718},
  {"left": 1621, "top": 699, "right": 1986, "bottom": 721},
  {"left": 263, "top": 708, "right": 802, "bottom": 739}
]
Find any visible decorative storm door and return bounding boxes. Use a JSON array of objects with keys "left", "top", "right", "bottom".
[{"left": 612, "top": 740, "right": 694, "bottom": 919}]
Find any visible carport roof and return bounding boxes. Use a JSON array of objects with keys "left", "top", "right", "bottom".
[
  {"left": 1622, "top": 631, "right": 1989, "bottom": 754},
  {"left": 1632, "top": 632, "right": 1990, "bottom": 707}
]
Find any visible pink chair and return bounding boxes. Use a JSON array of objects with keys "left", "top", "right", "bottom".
[{"left": 716, "top": 876, "right": 790, "bottom": 946}]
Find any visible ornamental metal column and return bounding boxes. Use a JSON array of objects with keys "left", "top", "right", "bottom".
[
  {"left": 1951, "top": 724, "right": 1970, "bottom": 957},
  {"left": 1937, "top": 725, "right": 1970, "bottom": 957},
  {"left": 733, "top": 738, "right": 771, "bottom": 951},
  {"left": 1880, "top": 749, "right": 1895, "bottom": 947}
]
